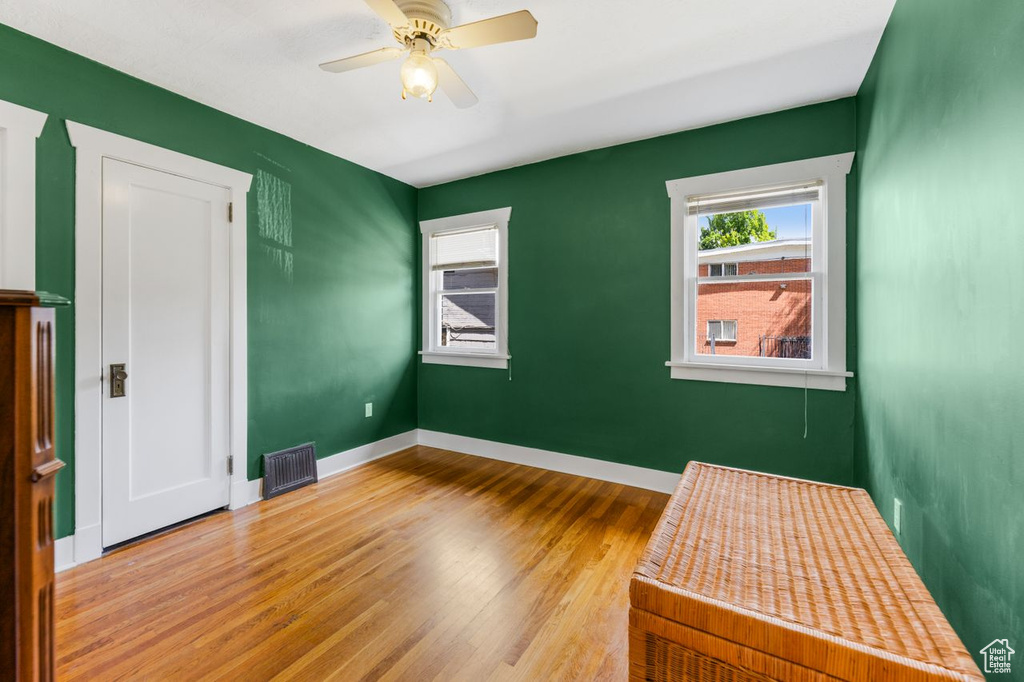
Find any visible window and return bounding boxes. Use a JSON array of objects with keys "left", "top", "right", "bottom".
[
  {"left": 666, "top": 153, "right": 854, "bottom": 391},
  {"left": 437, "top": 230, "right": 497, "bottom": 351},
  {"left": 420, "top": 207, "right": 511, "bottom": 369},
  {"left": 708, "top": 263, "right": 738, "bottom": 277},
  {"left": 706, "top": 320, "right": 737, "bottom": 343}
]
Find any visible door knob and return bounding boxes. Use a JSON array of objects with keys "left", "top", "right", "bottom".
[{"left": 110, "top": 363, "right": 128, "bottom": 398}]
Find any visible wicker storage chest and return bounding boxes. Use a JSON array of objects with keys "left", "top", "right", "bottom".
[{"left": 629, "top": 462, "right": 983, "bottom": 682}]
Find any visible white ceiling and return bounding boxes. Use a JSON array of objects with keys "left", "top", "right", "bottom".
[{"left": 2, "top": 0, "right": 895, "bottom": 187}]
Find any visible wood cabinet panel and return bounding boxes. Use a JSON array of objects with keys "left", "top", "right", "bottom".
[{"left": 1, "top": 290, "right": 65, "bottom": 681}]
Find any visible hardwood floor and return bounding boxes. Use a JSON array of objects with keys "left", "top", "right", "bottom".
[{"left": 56, "top": 446, "right": 669, "bottom": 680}]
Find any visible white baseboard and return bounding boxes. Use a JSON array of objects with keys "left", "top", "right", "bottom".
[
  {"left": 228, "top": 429, "right": 421, "bottom": 509},
  {"left": 56, "top": 427, "right": 675, "bottom": 573},
  {"left": 231, "top": 478, "right": 263, "bottom": 509},
  {"left": 55, "top": 535, "right": 76, "bottom": 572},
  {"left": 416, "top": 429, "right": 681, "bottom": 494},
  {"left": 317, "top": 429, "right": 419, "bottom": 479},
  {"left": 73, "top": 522, "right": 103, "bottom": 566}
]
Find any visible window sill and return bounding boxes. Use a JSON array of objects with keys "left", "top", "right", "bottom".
[
  {"left": 420, "top": 351, "right": 509, "bottom": 370},
  {"left": 665, "top": 361, "right": 852, "bottom": 391}
]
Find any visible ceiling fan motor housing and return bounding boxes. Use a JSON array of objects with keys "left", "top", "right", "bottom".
[
  {"left": 393, "top": 0, "right": 452, "bottom": 45},
  {"left": 319, "top": 0, "right": 535, "bottom": 109}
]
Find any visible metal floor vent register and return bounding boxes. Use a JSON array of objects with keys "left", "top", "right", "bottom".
[{"left": 263, "top": 442, "right": 318, "bottom": 499}]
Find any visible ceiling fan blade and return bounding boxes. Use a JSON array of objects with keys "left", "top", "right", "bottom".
[
  {"left": 319, "top": 47, "right": 405, "bottom": 73},
  {"left": 434, "top": 59, "right": 478, "bottom": 109},
  {"left": 441, "top": 10, "right": 538, "bottom": 50},
  {"left": 363, "top": 0, "right": 411, "bottom": 29}
]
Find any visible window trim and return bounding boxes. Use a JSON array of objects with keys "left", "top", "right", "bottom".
[
  {"left": 666, "top": 153, "right": 854, "bottom": 391},
  {"left": 420, "top": 207, "right": 511, "bottom": 369}
]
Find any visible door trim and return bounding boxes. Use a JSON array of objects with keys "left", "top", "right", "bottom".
[
  {"left": 68, "top": 121, "right": 252, "bottom": 564},
  {"left": 0, "top": 98, "right": 48, "bottom": 289}
]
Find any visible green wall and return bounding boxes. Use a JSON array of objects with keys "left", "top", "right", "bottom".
[
  {"left": 855, "top": 0, "right": 1023, "bottom": 663},
  {"left": 4, "top": 3, "right": 1016, "bottom": 665},
  {"left": 418, "top": 100, "right": 858, "bottom": 483},
  {"left": 0, "top": 24, "right": 419, "bottom": 540}
]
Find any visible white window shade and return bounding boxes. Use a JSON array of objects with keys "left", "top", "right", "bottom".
[
  {"left": 433, "top": 226, "right": 498, "bottom": 270},
  {"left": 687, "top": 182, "right": 821, "bottom": 215}
]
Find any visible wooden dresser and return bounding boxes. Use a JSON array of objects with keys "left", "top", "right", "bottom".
[
  {"left": 630, "top": 461, "right": 983, "bottom": 682},
  {"left": 0, "top": 290, "right": 67, "bottom": 681}
]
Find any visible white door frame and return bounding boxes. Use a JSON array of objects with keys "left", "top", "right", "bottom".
[
  {"left": 0, "top": 98, "right": 48, "bottom": 290},
  {"left": 67, "top": 122, "right": 252, "bottom": 564}
]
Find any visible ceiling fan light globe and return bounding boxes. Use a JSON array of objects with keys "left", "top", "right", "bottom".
[{"left": 400, "top": 52, "right": 438, "bottom": 100}]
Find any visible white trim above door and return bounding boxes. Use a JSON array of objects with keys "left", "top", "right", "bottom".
[
  {"left": 0, "top": 98, "right": 48, "bottom": 290},
  {"left": 67, "top": 121, "right": 252, "bottom": 564}
]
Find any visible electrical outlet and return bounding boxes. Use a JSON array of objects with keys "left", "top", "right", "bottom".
[
  {"left": 365, "top": 402, "right": 373, "bottom": 418},
  {"left": 893, "top": 498, "right": 903, "bottom": 535}
]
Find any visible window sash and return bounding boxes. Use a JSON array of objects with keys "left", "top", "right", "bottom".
[
  {"left": 429, "top": 227, "right": 503, "bottom": 356},
  {"left": 436, "top": 288, "right": 499, "bottom": 351},
  {"left": 684, "top": 197, "right": 824, "bottom": 370},
  {"left": 431, "top": 262, "right": 502, "bottom": 354},
  {"left": 693, "top": 275, "right": 817, "bottom": 365}
]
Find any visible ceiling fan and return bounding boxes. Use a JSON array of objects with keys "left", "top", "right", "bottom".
[{"left": 319, "top": 0, "right": 538, "bottom": 108}]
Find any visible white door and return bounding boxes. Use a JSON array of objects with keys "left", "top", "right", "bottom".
[{"left": 101, "top": 158, "right": 231, "bottom": 547}]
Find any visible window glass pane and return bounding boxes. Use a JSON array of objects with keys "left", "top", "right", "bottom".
[
  {"left": 698, "top": 203, "right": 813, "bottom": 276},
  {"left": 696, "top": 280, "right": 811, "bottom": 358},
  {"left": 442, "top": 267, "right": 498, "bottom": 290},
  {"left": 440, "top": 292, "right": 496, "bottom": 350}
]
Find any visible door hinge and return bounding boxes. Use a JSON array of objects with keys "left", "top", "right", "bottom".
[
  {"left": 228, "top": 202, "right": 234, "bottom": 223},
  {"left": 227, "top": 455, "right": 234, "bottom": 476}
]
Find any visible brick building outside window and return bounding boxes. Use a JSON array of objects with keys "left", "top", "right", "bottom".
[{"left": 696, "top": 239, "right": 811, "bottom": 359}]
